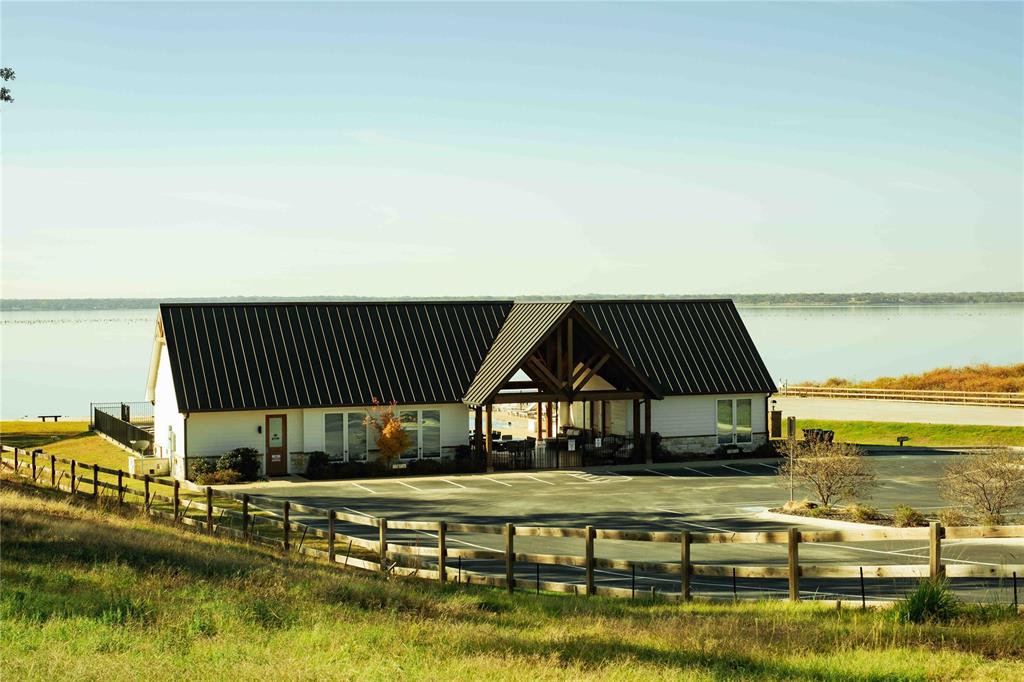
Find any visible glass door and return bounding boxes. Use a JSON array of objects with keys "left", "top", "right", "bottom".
[
  {"left": 399, "top": 410, "right": 420, "bottom": 460},
  {"left": 421, "top": 409, "right": 441, "bottom": 458},
  {"left": 347, "top": 412, "right": 368, "bottom": 461}
]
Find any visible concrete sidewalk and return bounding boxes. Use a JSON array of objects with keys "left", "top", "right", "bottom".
[{"left": 775, "top": 396, "right": 1024, "bottom": 427}]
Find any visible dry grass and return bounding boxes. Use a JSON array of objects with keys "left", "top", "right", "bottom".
[
  {"left": 2, "top": 480, "right": 1023, "bottom": 681},
  {"left": 809, "top": 363, "right": 1024, "bottom": 393}
]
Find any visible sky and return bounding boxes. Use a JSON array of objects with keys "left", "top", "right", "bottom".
[{"left": 1, "top": 1, "right": 1022, "bottom": 299}]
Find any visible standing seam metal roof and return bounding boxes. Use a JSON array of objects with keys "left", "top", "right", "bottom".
[
  {"left": 161, "top": 302, "right": 513, "bottom": 412},
  {"left": 577, "top": 300, "right": 776, "bottom": 395}
]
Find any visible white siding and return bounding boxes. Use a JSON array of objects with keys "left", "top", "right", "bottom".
[
  {"left": 186, "top": 409, "right": 305, "bottom": 475},
  {"left": 152, "top": 344, "right": 186, "bottom": 478},
  {"left": 184, "top": 403, "right": 470, "bottom": 474},
  {"left": 649, "top": 394, "right": 768, "bottom": 437},
  {"left": 301, "top": 403, "right": 469, "bottom": 457}
]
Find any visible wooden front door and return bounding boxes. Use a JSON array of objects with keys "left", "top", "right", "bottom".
[{"left": 265, "top": 414, "right": 287, "bottom": 475}]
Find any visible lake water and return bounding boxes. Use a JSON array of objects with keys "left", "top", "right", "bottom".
[{"left": 1, "top": 304, "right": 1021, "bottom": 419}]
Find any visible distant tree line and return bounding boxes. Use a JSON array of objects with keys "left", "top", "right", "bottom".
[{"left": 2, "top": 291, "right": 1021, "bottom": 312}]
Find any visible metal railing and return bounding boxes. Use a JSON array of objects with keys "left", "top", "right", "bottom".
[
  {"left": 93, "top": 407, "right": 154, "bottom": 455},
  {"left": 780, "top": 385, "right": 1024, "bottom": 408},
  {"left": 490, "top": 434, "right": 638, "bottom": 471},
  {"left": 90, "top": 401, "right": 154, "bottom": 427}
]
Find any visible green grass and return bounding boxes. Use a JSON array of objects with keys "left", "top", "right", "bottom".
[
  {"left": 796, "top": 419, "right": 1024, "bottom": 447},
  {"left": 1, "top": 421, "right": 132, "bottom": 469},
  {"left": 2, "top": 480, "right": 1022, "bottom": 681},
  {"left": 1, "top": 420, "right": 92, "bottom": 448}
]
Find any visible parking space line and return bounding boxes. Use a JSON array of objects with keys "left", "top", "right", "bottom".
[
  {"left": 524, "top": 474, "right": 556, "bottom": 486},
  {"left": 752, "top": 463, "right": 778, "bottom": 471},
  {"left": 396, "top": 480, "right": 424, "bottom": 492},
  {"left": 645, "top": 469, "right": 675, "bottom": 477},
  {"left": 441, "top": 479, "right": 466, "bottom": 489},
  {"left": 351, "top": 482, "right": 376, "bottom": 494},
  {"left": 341, "top": 506, "right": 372, "bottom": 518},
  {"left": 680, "top": 466, "right": 713, "bottom": 477},
  {"left": 720, "top": 464, "right": 752, "bottom": 475},
  {"left": 483, "top": 477, "right": 513, "bottom": 487}
]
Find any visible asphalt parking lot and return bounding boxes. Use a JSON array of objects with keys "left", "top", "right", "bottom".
[{"left": 232, "top": 449, "right": 1022, "bottom": 603}]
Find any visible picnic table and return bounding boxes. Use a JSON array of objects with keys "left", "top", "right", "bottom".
[{"left": 37, "top": 415, "right": 61, "bottom": 422}]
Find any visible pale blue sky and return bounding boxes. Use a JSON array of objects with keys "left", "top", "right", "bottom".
[{"left": 2, "top": 1, "right": 1021, "bottom": 298}]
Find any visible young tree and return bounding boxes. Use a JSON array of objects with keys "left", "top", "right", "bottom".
[
  {"left": 1, "top": 67, "right": 14, "bottom": 104},
  {"left": 940, "top": 449, "right": 1024, "bottom": 525},
  {"left": 363, "top": 398, "right": 411, "bottom": 468},
  {"left": 778, "top": 440, "right": 877, "bottom": 508}
]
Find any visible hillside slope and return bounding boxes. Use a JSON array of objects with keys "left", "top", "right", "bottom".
[{"left": 2, "top": 481, "right": 1022, "bottom": 681}]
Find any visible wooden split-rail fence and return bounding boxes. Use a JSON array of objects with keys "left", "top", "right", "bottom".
[
  {"left": 780, "top": 385, "right": 1024, "bottom": 408},
  {"left": 2, "top": 444, "right": 1022, "bottom": 606}
]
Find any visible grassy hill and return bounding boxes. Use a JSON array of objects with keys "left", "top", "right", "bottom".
[{"left": 2, "top": 479, "right": 1022, "bottom": 681}]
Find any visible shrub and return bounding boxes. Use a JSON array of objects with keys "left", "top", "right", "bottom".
[
  {"left": 188, "top": 458, "right": 214, "bottom": 481},
  {"left": 848, "top": 504, "right": 881, "bottom": 523},
  {"left": 893, "top": 504, "right": 926, "bottom": 528},
  {"left": 407, "top": 459, "right": 442, "bottom": 475},
  {"left": 781, "top": 499, "right": 816, "bottom": 514},
  {"left": 892, "top": 579, "right": 959, "bottom": 624},
  {"left": 196, "top": 469, "right": 242, "bottom": 486},
  {"left": 975, "top": 511, "right": 1006, "bottom": 526},
  {"left": 217, "top": 448, "right": 261, "bottom": 481},
  {"left": 777, "top": 440, "right": 877, "bottom": 508},
  {"left": 305, "top": 451, "right": 330, "bottom": 478},
  {"left": 940, "top": 449, "right": 1024, "bottom": 523},
  {"left": 937, "top": 507, "right": 968, "bottom": 527}
]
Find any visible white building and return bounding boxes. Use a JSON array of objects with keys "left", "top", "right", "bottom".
[{"left": 143, "top": 299, "right": 775, "bottom": 479}]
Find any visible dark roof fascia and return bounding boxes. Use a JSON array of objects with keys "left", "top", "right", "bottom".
[
  {"left": 158, "top": 300, "right": 515, "bottom": 309},
  {"left": 184, "top": 398, "right": 467, "bottom": 415}
]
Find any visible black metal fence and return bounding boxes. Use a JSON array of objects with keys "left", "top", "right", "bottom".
[
  {"left": 90, "top": 401, "right": 154, "bottom": 427},
  {"left": 490, "top": 434, "right": 638, "bottom": 471},
  {"left": 93, "top": 408, "right": 154, "bottom": 456}
]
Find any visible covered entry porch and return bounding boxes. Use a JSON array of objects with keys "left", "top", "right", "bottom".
[{"left": 462, "top": 302, "right": 663, "bottom": 472}]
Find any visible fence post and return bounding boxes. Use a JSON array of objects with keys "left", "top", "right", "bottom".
[
  {"left": 242, "top": 494, "right": 250, "bottom": 540},
  {"left": 437, "top": 521, "right": 447, "bottom": 584},
  {"left": 71, "top": 460, "right": 77, "bottom": 493},
  {"left": 50, "top": 454, "right": 56, "bottom": 487},
  {"left": 788, "top": 527, "right": 800, "bottom": 602},
  {"left": 681, "top": 531, "right": 691, "bottom": 601},
  {"left": 504, "top": 522, "right": 515, "bottom": 594},
  {"left": 585, "top": 525, "right": 595, "bottom": 596},
  {"left": 14, "top": 447, "right": 19, "bottom": 472},
  {"left": 328, "top": 510, "right": 336, "bottom": 564},
  {"left": 144, "top": 474, "right": 150, "bottom": 509},
  {"left": 206, "top": 487, "right": 213, "bottom": 533},
  {"left": 117, "top": 470, "right": 124, "bottom": 504},
  {"left": 31, "top": 450, "right": 37, "bottom": 480},
  {"left": 92, "top": 465, "right": 99, "bottom": 499},
  {"left": 379, "top": 518, "right": 388, "bottom": 571},
  {"left": 283, "top": 501, "right": 290, "bottom": 552},
  {"left": 173, "top": 479, "right": 180, "bottom": 519},
  {"left": 929, "top": 521, "right": 944, "bottom": 579}
]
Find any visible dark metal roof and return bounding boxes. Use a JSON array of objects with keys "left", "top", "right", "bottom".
[
  {"left": 577, "top": 300, "right": 776, "bottom": 396},
  {"left": 160, "top": 301, "right": 512, "bottom": 412},
  {"left": 462, "top": 302, "right": 572, "bottom": 406}
]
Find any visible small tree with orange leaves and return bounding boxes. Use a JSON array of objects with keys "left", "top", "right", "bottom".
[{"left": 364, "top": 398, "right": 411, "bottom": 468}]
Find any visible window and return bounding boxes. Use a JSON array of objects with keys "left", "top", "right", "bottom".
[
  {"left": 324, "top": 412, "right": 369, "bottom": 462},
  {"left": 716, "top": 398, "right": 753, "bottom": 445},
  {"left": 325, "top": 414, "right": 345, "bottom": 458},
  {"left": 396, "top": 409, "right": 443, "bottom": 460}
]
